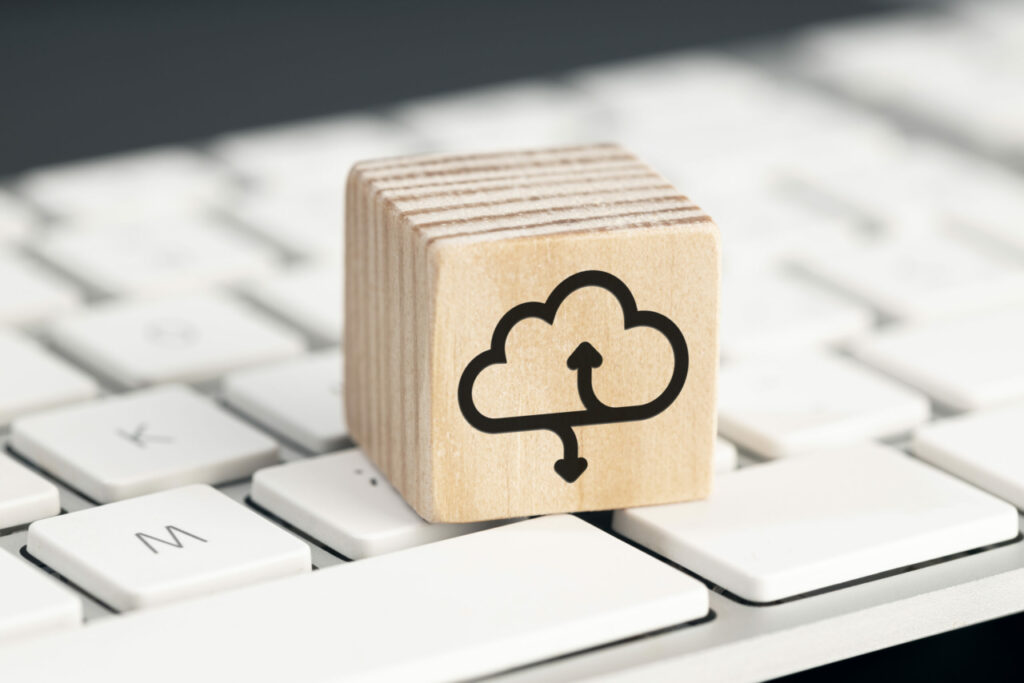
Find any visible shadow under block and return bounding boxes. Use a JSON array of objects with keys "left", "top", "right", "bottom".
[{"left": 345, "top": 143, "right": 719, "bottom": 522}]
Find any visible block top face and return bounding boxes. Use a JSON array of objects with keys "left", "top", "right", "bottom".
[
  {"left": 350, "top": 143, "right": 711, "bottom": 245},
  {"left": 345, "top": 144, "right": 719, "bottom": 522}
]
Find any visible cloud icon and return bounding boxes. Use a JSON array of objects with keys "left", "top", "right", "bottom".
[{"left": 458, "top": 270, "right": 688, "bottom": 483}]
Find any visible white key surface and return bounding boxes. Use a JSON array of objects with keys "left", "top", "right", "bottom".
[
  {"left": 0, "top": 548, "right": 81, "bottom": 640},
  {"left": 914, "top": 402, "right": 1024, "bottom": 509},
  {"left": 47, "top": 292, "right": 305, "bottom": 388},
  {"left": 213, "top": 114, "right": 416, "bottom": 191},
  {"left": 27, "top": 485, "right": 310, "bottom": 611},
  {"left": 0, "top": 455, "right": 60, "bottom": 529},
  {"left": 242, "top": 264, "right": 342, "bottom": 343},
  {"left": 718, "top": 351, "right": 929, "bottom": 458},
  {"left": 0, "top": 190, "right": 36, "bottom": 243},
  {"left": 251, "top": 451, "right": 497, "bottom": 558},
  {"left": 0, "top": 330, "right": 98, "bottom": 426},
  {"left": 230, "top": 187, "right": 343, "bottom": 259},
  {"left": 33, "top": 217, "right": 278, "bottom": 297},
  {"left": 1, "top": 515, "right": 708, "bottom": 681},
  {"left": 614, "top": 444, "right": 1019, "bottom": 602},
  {"left": 721, "top": 269, "right": 873, "bottom": 359},
  {"left": 714, "top": 438, "right": 738, "bottom": 473},
  {"left": 851, "top": 305, "right": 1024, "bottom": 411},
  {"left": 704, "top": 189, "right": 867, "bottom": 267},
  {"left": 12, "top": 385, "right": 278, "bottom": 503},
  {"left": 18, "top": 147, "right": 233, "bottom": 219},
  {"left": 395, "top": 81, "right": 599, "bottom": 152},
  {"left": 0, "top": 250, "right": 81, "bottom": 327},
  {"left": 797, "top": 233, "right": 1024, "bottom": 321},
  {"left": 222, "top": 351, "right": 345, "bottom": 453}
]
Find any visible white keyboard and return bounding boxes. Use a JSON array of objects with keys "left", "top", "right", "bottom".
[{"left": 3, "top": 2, "right": 1024, "bottom": 681}]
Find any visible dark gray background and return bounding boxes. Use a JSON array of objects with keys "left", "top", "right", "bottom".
[{"left": 4, "top": 0, "right": 880, "bottom": 175}]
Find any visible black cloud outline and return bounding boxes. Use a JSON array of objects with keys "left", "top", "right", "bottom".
[{"left": 457, "top": 270, "right": 688, "bottom": 482}]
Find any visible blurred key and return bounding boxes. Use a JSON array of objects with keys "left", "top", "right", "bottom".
[
  {"left": 222, "top": 351, "right": 345, "bottom": 453},
  {"left": 33, "top": 216, "right": 278, "bottom": 297},
  {"left": 852, "top": 305, "right": 1024, "bottom": 411},
  {"left": 242, "top": 264, "right": 342, "bottom": 344},
  {"left": 230, "top": 187, "right": 343, "bottom": 259},
  {"left": 12, "top": 385, "right": 278, "bottom": 503},
  {"left": 798, "top": 233, "right": 1024, "bottom": 321},
  {"left": 394, "top": 81, "right": 601, "bottom": 152},
  {"left": 0, "top": 190, "right": 36, "bottom": 243},
  {"left": 721, "top": 269, "right": 872, "bottom": 360},
  {"left": 252, "top": 451, "right": 500, "bottom": 559},
  {"left": 574, "top": 53, "right": 897, "bottom": 191},
  {"left": 0, "top": 454, "right": 60, "bottom": 529},
  {"left": 0, "top": 548, "right": 81, "bottom": 640},
  {"left": 915, "top": 403, "right": 1024, "bottom": 509},
  {"left": 0, "top": 250, "right": 81, "bottom": 327},
  {"left": 714, "top": 438, "right": 738, "bottom": 473},
  {"left": 614, "top": 444, "right": 1018, "bottom": 602},
  {"left": 48, "top": 293, "right": 305, "bottom": 388},
  {"left": 0, "top": 330, "right": 98, "bottom": 426},
  {"left": 703, "top": 189, "right": 865, "bottom": 268},
  {"left": 28, "top": 485, "right": 310, "bottom": 611},
  {"left": 19, "top": 147, "right": 234, "bottom": 219},
  {"left": 718, "top": 351, "right": 929, "bottom": 458},
  {"left": 212, "top": 114, "right": 417, "bottom": 192},
  {"left": 795, "top": 15, "right": 1024, "bottom": 155}
]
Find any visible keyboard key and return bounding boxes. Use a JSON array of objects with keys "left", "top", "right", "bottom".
[
  {"left": 230, "top": 187, "right": 343, "bottom": 259},
  {"left": 251, "top": 451, "right": 498, "bottom": 558},
  {"left": 394, "top": 81, "right": 600, "bottom": 152},
  {"left": 222, "top": 351, "right": 345, "bottom": 453},
  {"left": 851, "top": 305, "right": 1024, "bottom": 411},
  {"left": 915, "top": 403, "right": 1024, "bottom": 509},
  {"left": 797, "top": 233, "right": 1024, "bottom": 321},
  {"left": 18, "top": 147, "right": 234, "bottom": 219},
  {"left": 32, "top": 217, "right": 278, "bottom": 297},
  {"left": 213, "top": 114, "right": 417, "bottom": 192},
  {"left": 718, "top": 351, "right": 929, "bottom": 458},
  {"left": 27, "top": 485, "right": 310, "bottom": 611},
  {"left": 721, "top": 269, "right": 873, "bottom": 359},
  {"left": 0, "top": 454, "right": 60, "bottom": 529},
  {"left": 0, "top": 548, "right": 81, "bottom": 640},
  {"left": 0, "top": 250, "right": 81, "bottom": 327},
  {"left": 574, "top": 53, "right": 896, "bottom": 192},
  {"left": 714, "top": 438, "right": 738, "bottom": 473},
  {"left": 614, "top": 444, "right": 1019, "bottom": 602},
  {"left": 703, "top": 189, "right": 866, "bottom": 268},
  {"left": 242, "top": 264, "right": 342, "bottom": 343},
  {"left": 11, "top": 385, "right": 278, "bottom": 503},
  {"left": 48, "top": 293, "right": 305, "bottom": 388},
  {"left": 0, "top": 331, "right": 98, "bottom": 426},
  {"left": 0, "top": 190, "right": 36, "bottom": 243},
  {"left": 795, "top": 16, "right": 1024, "bottom": 154},
  {"left": 1, "top": 515, "right": 708, "bottom": 680}
]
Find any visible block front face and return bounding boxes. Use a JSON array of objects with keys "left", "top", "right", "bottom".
[{"left": 430, "top": 225, "right": 719, "bottom": 521}]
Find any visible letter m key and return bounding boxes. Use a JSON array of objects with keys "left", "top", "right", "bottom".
[{"left": 136, "top": 525, "right": 208, "bottom": 554}]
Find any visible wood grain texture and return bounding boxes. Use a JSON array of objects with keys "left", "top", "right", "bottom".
[{"left": 345, "top": 143, "right": 719, "bottom": 522}]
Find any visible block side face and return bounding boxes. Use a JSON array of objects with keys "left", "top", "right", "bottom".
[
  {"left": 428, "top": 222, "right": 719, "bottom": 522},
  {"left": 343, "top": 167, "right": 370, "bottom": 454},
  {"left": 345, "top": 168, "right": 435, "bottom": 519}
]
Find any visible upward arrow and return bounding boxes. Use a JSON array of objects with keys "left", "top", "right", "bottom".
[{"left": 567, "top": 342, "right": 606, "bottom": 412}]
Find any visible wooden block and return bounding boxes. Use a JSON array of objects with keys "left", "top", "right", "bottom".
[{"left": 345, "top": 143, "right": 719, "bottom": 522}]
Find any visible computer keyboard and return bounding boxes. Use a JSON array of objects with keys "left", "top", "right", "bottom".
[{"left": 2, "top": 1, "right": 1024, "bottom": 680}]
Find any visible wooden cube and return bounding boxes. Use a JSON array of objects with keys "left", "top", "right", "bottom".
[{"left": 345, "top": 143, "right": 719, "bottom": 522}]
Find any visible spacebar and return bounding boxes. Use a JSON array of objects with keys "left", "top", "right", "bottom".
[{"left": 0, "top": 515, "right": 708, "bottom": 682}]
